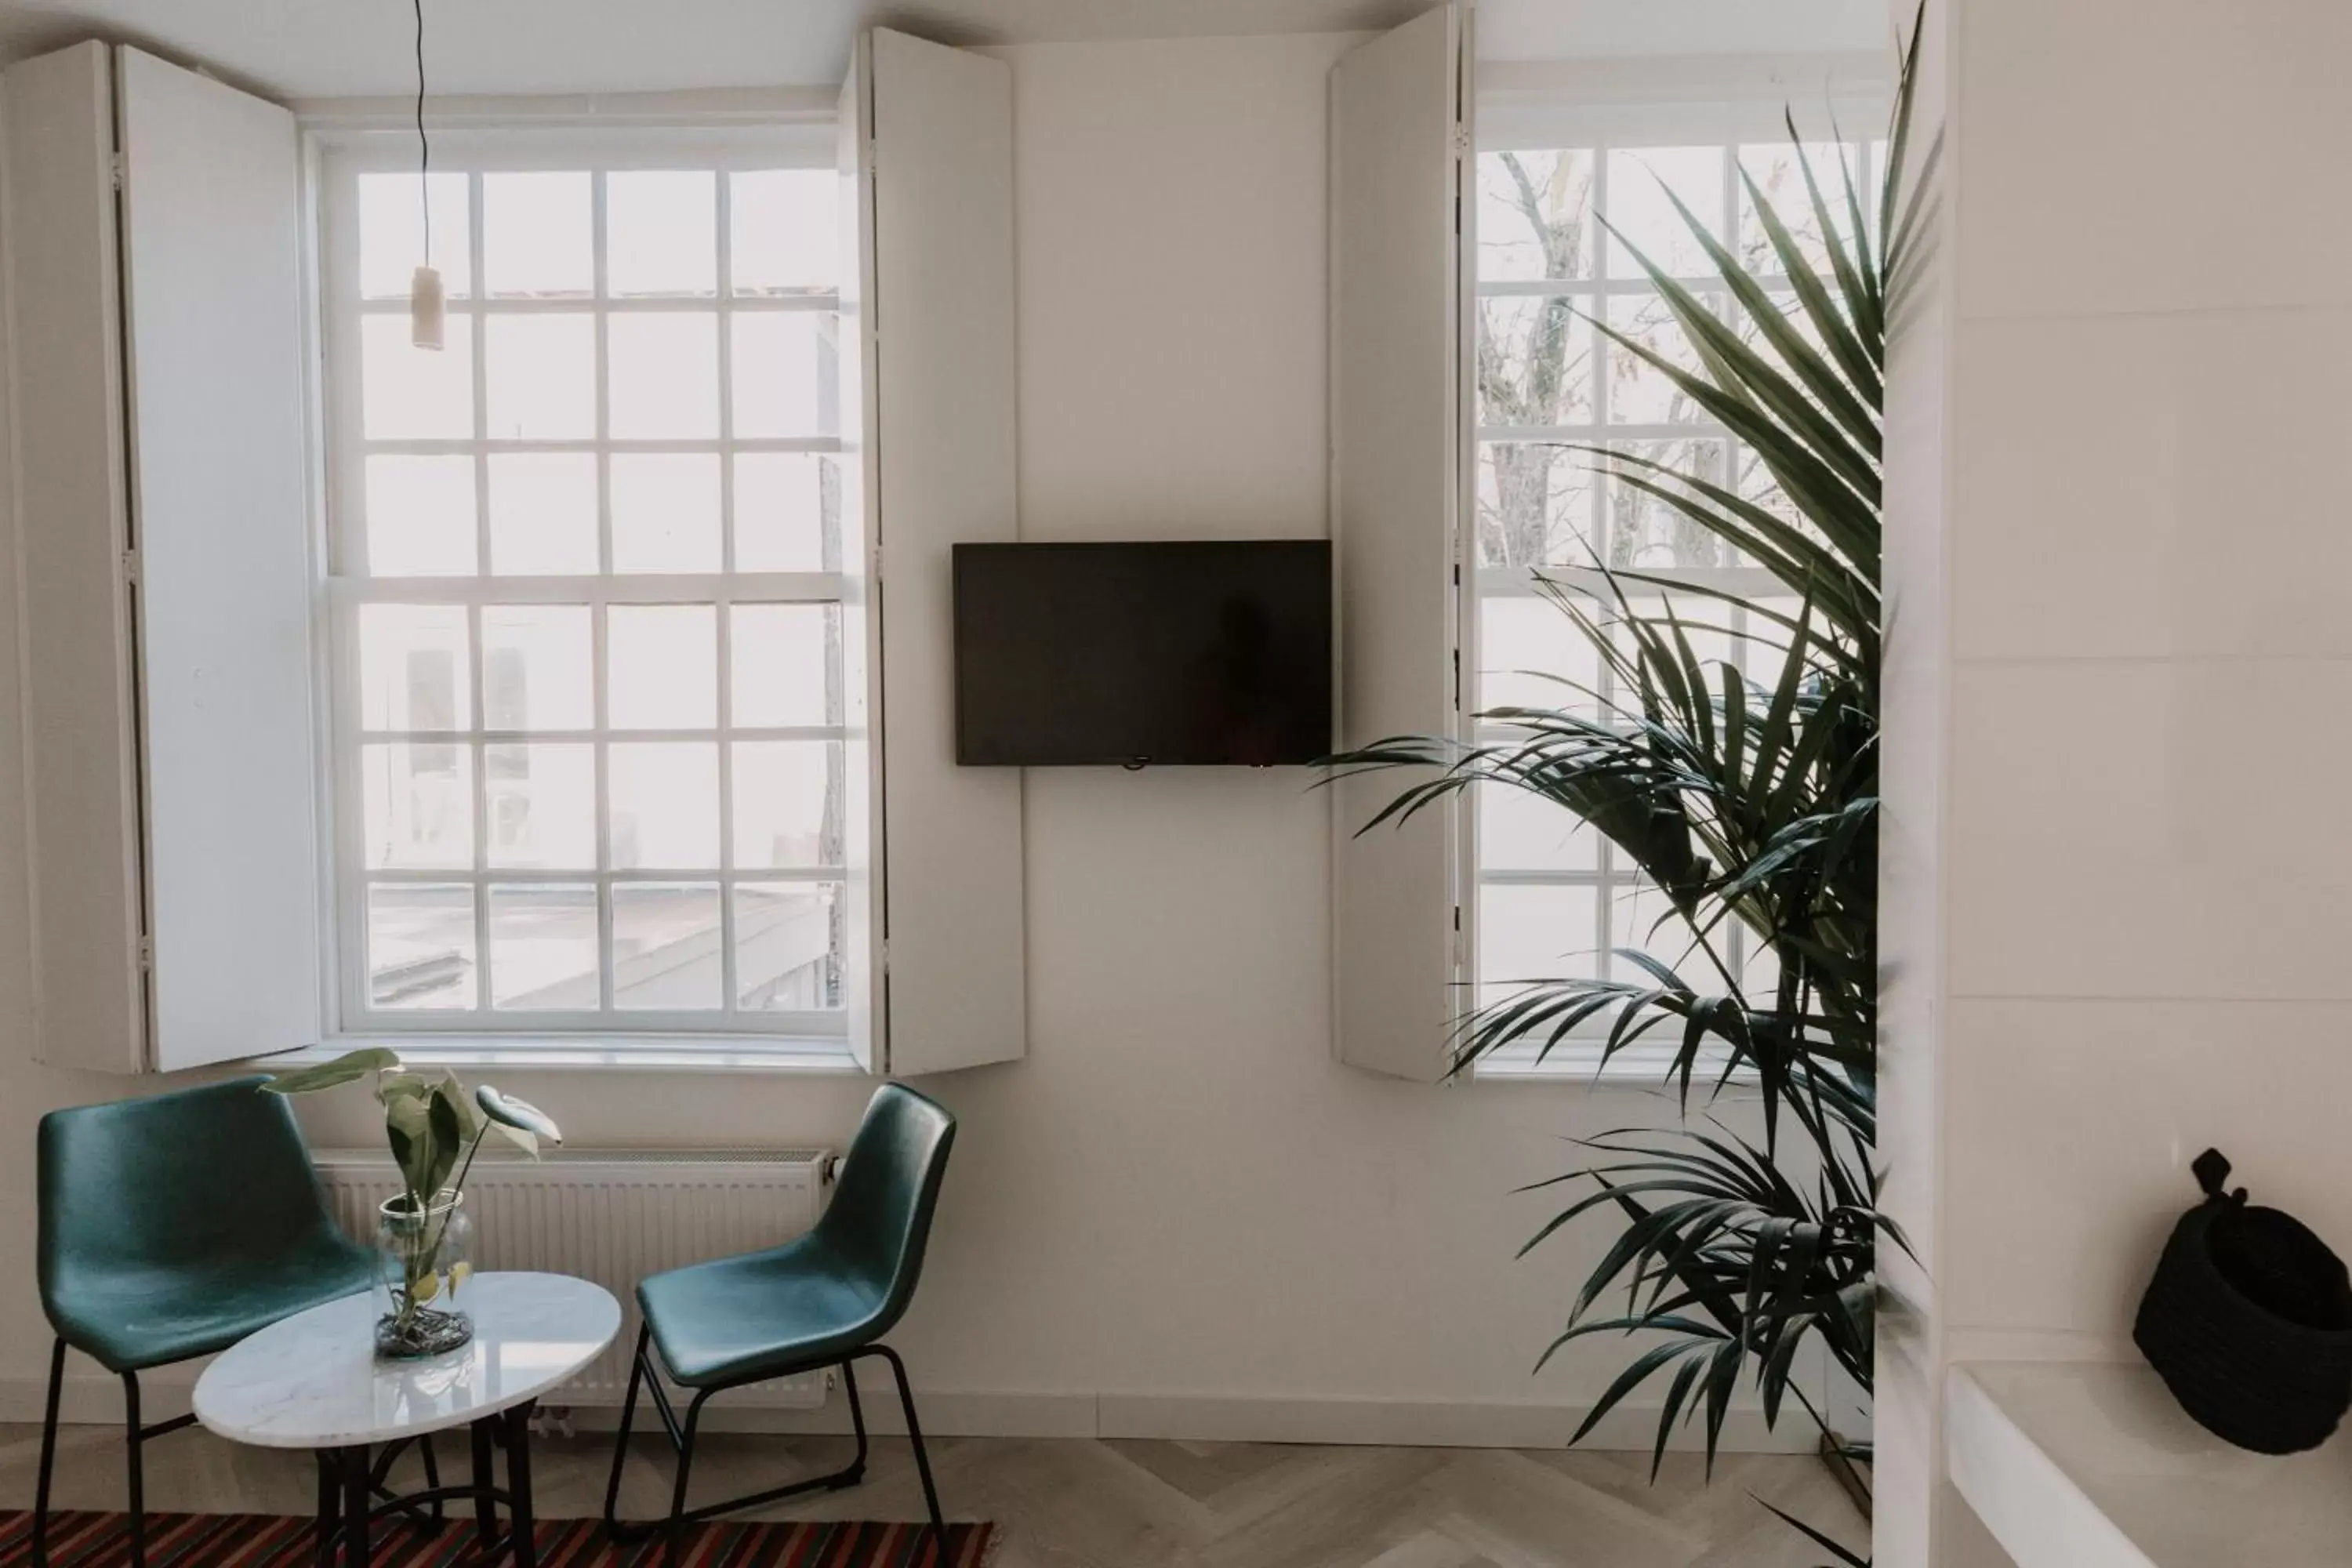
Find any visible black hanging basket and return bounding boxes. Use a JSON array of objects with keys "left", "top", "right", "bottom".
[{"left": 2132, "top": 1149, "right": 2352, "bottom": 1454}]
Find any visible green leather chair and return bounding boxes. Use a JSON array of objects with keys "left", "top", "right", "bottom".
[
  {"left": 601, "top": 1083, "right": 957, "bottom": 1563},
  {"left": 36, "top": 1076, "right": 376, "bottom": 1568}
]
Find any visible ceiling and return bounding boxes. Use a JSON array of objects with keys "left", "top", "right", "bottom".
[{"left": 0, "top": 0, "right": 1888, "bottom": 101}]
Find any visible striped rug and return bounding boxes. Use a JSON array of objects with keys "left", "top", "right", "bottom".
[{"left": 0, "top": 1512, "right": 996, "bottom": 1566}]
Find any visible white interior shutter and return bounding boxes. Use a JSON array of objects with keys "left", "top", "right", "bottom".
[
  {"left": 1329, "top": 5, "right": 1472, "bottom": 1083},
  {"left": 115, "top": 47, "right": 321, "bottom": 1069},
  {"left": 2, "top": 45, "right": 318, "bottom": 1073},
  {"left": 838, "top": 39, "right": 883, "bottom": 1074},
  {"left": 3, "top": 42, "right": 147, "bottom": 1073},
  {"left": 841, "top": 29, "right": 1026, "bottom": 1076}
]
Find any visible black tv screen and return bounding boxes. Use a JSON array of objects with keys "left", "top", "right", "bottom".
[{"left": 953, "top": 540, "right": 1333, "bottom": 767}]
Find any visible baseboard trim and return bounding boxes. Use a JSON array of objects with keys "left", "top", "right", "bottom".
[
  {"left": 599, "top": 1388, "right": 1105, "bottom": 1439},
  {"left": 0, "top": 1369, "right": 194, "bottom": 1428},
  {"left": 611, "top": 1390, "right": 1813, "bottom": 1453},
  {"left": 1093, "top": 1392, "right": 1816, "bottom": 1454},
  {"left": 0, "top": 1368, "right": 1813, "bottom": 1454}
]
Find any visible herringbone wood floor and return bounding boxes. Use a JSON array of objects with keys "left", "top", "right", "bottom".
[{"left": 0, "top": 1419, "right": 1865, "bottom": 1566}]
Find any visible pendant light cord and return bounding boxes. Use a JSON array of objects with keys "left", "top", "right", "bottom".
[{"left": 413, "top": 0, "right": 431, "bottom": 264}]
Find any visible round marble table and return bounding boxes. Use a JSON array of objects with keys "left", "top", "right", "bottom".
[{"left": 194, "top": 1272, "right": 619, "bottom": 1566}]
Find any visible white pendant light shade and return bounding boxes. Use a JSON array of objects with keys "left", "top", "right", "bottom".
[{"left": 410, "top": 264, "right": 445, "bottom": 351}]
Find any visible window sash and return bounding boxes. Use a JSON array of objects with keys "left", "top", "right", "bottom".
[
  {"left": 325, "top": 593, "right": 855, "bottom": 1036},
  {"left": 1468, "top": 123, "right": 1876, "bottom": 1078},
  {"left": 318, "top": 130, "right": 853, "bottom": 1041}
]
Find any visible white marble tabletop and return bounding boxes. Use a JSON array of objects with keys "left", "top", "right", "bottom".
[{"left": 193, "top": 1272, "right": 621, "bottom": 1449}]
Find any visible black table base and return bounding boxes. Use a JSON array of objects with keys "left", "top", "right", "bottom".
[{"left": 312, "top": 1401, "right": 538, "bottom": 1567}]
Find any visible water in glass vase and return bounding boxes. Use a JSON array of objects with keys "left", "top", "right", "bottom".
[{"left": 374, "top": 1189, "right": 474, "bottom": 1359}]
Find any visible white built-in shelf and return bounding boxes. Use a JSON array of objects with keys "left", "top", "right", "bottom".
[{"left": 1949, "top": 1361, "right": 2352, "bottom": 1568}]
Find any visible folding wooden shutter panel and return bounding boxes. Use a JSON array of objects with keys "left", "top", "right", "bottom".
[
  {"left": 5, "top": 46, "right": 318, "bottom": 1071},
  {"left": 4, "top": 42, "right": 147, "bottom": 1073},
  {"left": 1329, "top": 6, "right": 1471, "bottom": 1083},
  {"left": 842, "top": 30, "right": 1026, "bottom": 1075},
  {"left": 839, "top": 38, "right": 883, "bottom": 1075},
  {"left": 117, "top": 47, "right": 321, "bottom": 1069}
]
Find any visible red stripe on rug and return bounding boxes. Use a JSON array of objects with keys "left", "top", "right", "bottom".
[
  {"left": 147, "top": 1512, "right": 231, "bottom": 1564},
  {"left": 800, "top": 1519, "right": 845, "bottom": 1568},
  {"left": 539, "top": 1519, "right": 602, "bottom": 1568},
  {"left": 5, "top": 1510, "right": 108, "bottom": 1566},
  {"left": 213, "top": 1513, "right": 303, "bottom": 1568}
]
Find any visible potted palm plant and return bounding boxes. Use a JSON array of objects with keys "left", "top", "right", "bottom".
[
  {"left": 1327, "top": 16, "right": 1932, "bottom": 1563},
  {"left": 263, "top": 1049, "right": 562, "bottom": 1359}
]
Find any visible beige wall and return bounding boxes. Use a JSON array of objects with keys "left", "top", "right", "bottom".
[
  {"left": 1878, "top": 1, "right": 2352, "bottom": 1560},
  {"left": 0, "top": 31, "right": 1815, "bottom": 1445}
]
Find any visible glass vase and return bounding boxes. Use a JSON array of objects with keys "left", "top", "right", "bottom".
[{"left": 374, "top": 1189, "right": 474, "bottom": 1359}]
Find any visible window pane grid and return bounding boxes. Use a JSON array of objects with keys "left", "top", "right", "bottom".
[
  {"left": 463, "top": 172, "right": 496, "bottom": 1010},
  {"left": 342, "top": 594, "right": 846, "bottom": 999},
  {"left": 365, "top": 866, "right": 847, "bottom": 881},
  {"left": 714, "top": 170, "right": 740, "bottom": 576},
  {"left": 590, "top": 171, "right": 615, "bottom": 580},
  {"left": 1478, "top": 274, "right": 1800, "bottom": 296},
  {"left": 354, "top": 295, "right": 840, "bottom": 314},
  {"left": 1475, "top": 133, "right": 1824, "bottom": 1031},
  {"left": 590, "top": 578, "right": 617, "bottom": 1011},
  {"left": 464, "top": 601, "right": 492, "bottom": 1007},
  {"left": 466, "top": 173, "right": 493, "bottom": 579},
  {"left": 333, "top": 151, "right": 848, "bottom": 1032},
  {"left": 708, "top": 167, "right": 742, "bottom": 1033},
  {"left": 360, "top": 728, "right": 847, "bottom": 743}
]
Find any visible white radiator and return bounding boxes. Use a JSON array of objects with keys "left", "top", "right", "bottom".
[{"left": 313, "top": 1147, "right": 835, "bottom": 1410}]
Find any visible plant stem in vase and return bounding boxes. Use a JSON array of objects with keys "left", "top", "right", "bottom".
[
  {"left": 374, "top": 1189, "right": 474, "bottom": 1359},
  {"left": 259, "top": 1048, "right": 562, "bottom": 1360}
]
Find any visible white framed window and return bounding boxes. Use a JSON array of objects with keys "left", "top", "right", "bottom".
[
  {"left": 314, "top": 125, "right": 854, "bottom": 1039},
  {"left": 1469, "top": 96, "right": 1882, "bottom": 1076}
]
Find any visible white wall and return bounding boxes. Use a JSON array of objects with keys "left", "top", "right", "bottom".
[
  {"left": 1878, "top": 2, "right": 2352, "bottom": 1561},
  {"left": 1874, "top": 0, "right": 1958, "bottom": 1557},
  {"left": 1482, "top": 0, "right": 1882, "bottom": 61},
  {"left": 0, "top": 31, "right": 1802, "bottom": 1449}
]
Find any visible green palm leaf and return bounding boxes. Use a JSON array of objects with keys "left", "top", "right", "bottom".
[{"left": 1323, "top": 11, "right": 1929, "bottom": 1556}]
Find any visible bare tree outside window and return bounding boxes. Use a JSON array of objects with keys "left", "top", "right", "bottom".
[
  {"left": 1471, "top": 133, "right": 1878, "bottom": 1048},
  {"left": 1476, "top": 151, "right": 1592, "bottom": 570}
]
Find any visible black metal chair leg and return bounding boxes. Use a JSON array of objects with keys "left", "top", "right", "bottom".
[
  {"left": 472, "top": 1417, "right": 500, "bottom": 1553},
  {"left": 875, "top": 1347, "right": 946, "bottom": 1566},
  {"left": 420, "top": 1434, "right": 444, "bottom": 1529},
  {"left": 838, "top": 1357, "right": 870, "bottom": 1486},
  {"left": 602, "top": 1344, "right": 897, "bottom": 1546},
  {"left": 121, "top": 1372, "right": 147, "bottom": 1568},
  {"left": 28, "top": 1348, "right": 205, "bottom": 1568},
  {"left": 505, "top": 1403, "right": 539, "bottom": 1568},
  {"left": 314, "top": 1451, "right": 341, "bottom": 1568},
  {"left": 340, "top": 1446, "right": 370, "bottom": 1568},
  {"left": 33, "top": 1338, "right": 64, "bottom": 1568},
  {"left": 663, "top": 1392, "right": 709, "bottom": 1568},
  {"left": 601, "top": 1324, "right": 651, "bottom": 1534}
]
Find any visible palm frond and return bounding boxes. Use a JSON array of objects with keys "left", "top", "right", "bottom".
[
  {"left": 1324, "top": 12, "right": 1929, "bottom": 1557},
  {"left": 1519, "top": 1124, "right": 1886, "bottom": 1478},
  {"left": 1759, "top": 1498, "right": 1871, "bottom": 1566}
]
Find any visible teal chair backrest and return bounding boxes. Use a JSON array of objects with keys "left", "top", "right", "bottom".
[
  {"left": 38, "top": 1076, "right": 345, "bottom": 1311},
  {"left": 814, "top": 1083, "right": 956, "bottom": 1330}
]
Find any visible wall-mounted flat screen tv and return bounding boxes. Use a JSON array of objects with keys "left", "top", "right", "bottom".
[{"left": 953, "top": 540, "right": 1333, "bottom": 767}]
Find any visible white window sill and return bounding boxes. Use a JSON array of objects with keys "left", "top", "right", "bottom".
[
  {"left": 252, "top": 1034, "right": 870, "bottom": 1076},
  {"left": 1473, "top": 1037, "right": 1761, "bottom": 1091}
]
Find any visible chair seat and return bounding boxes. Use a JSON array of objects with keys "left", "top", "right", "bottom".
[
  {"left": 47, "top": 1231, "right": 373, "bottom": 1374},
  {"left": 637, "top": 1234, "right": 892, "bottom": 1388}
]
